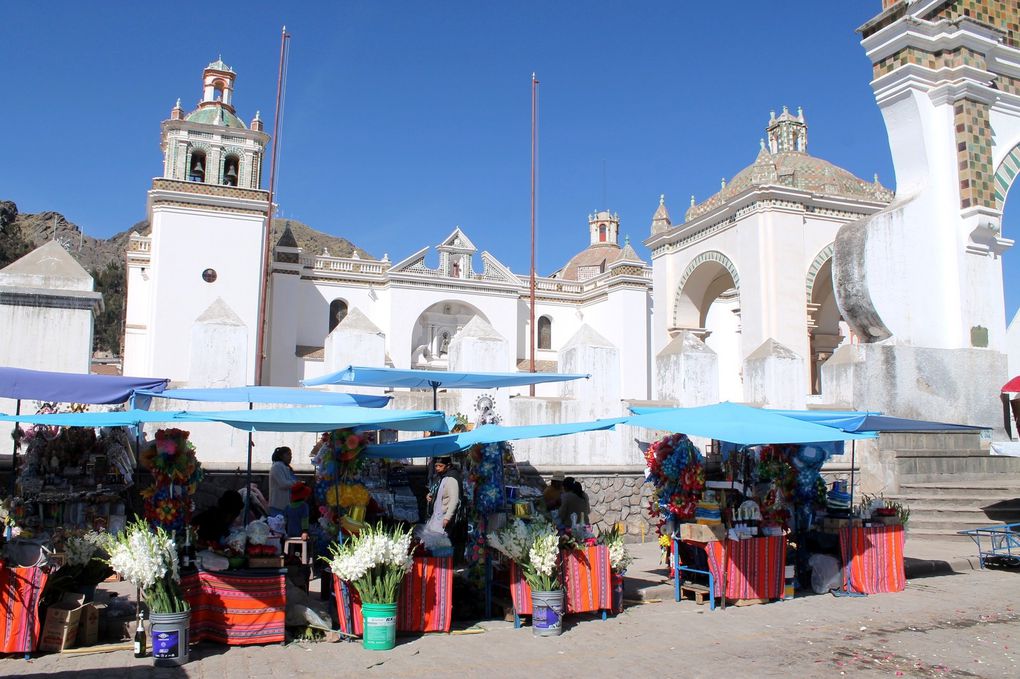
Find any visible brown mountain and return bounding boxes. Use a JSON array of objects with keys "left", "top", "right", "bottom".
[{"left": 1, "top": 200, "right": 368, "bottom": 355}]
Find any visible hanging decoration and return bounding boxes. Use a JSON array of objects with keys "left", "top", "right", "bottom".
[{"left": 139, "top": 428, "right": 203, "bottom": 532}]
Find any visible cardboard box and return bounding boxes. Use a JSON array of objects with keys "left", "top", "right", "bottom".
[
  {"left": 679, "top": 522, "right": 725, "bottom": 542},
  {"left": 77, "top": 603, "right": 103, "bottom": 647},
  {"left": 39, "top": 594, "right": 87, "bottom": 652}
]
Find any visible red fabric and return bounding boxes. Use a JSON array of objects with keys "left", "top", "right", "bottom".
[
  {"left": 704, "top": 536, "right": 786, "bottom": 600},
  {"left": 508, "top": 560, "right": 532, "bottom": 616},
  {"left": 839, "top": 525, "right": 906, "bottom": 594},
  {"left": 1002, "top": 375, "right": 1020, "bottom": 393},
  {"left": 0, "top": 565, "right": 48, "bottom": 653},
  {"left": 181, "top": 569, "right": 287, "bottom": 645},
  {"left": 563, "top": 546, "right": 611, "bottom": 613},
  {"left": 610, "top": 572, "right": 625, "bottom": 614},
  {"left": 334, "top": 556, "right": 453, "bottom": 636}
]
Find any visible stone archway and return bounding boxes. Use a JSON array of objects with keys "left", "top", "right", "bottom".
[
  {"left": 672, "top": 251, "right": 741, "bottom": 401},
  {"left": 806, "top": 244, "right": 841, "bottom": 395},
  {"left": 409, "top": 300, "right": 489, "bottom": 369}
]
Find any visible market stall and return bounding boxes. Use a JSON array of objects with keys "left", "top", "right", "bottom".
[
  {"left": 180, "top": 567, "right": 288, "bottom": 645},
  {"left": 626, "top": 403, "right": 879, "bottom": 608}
]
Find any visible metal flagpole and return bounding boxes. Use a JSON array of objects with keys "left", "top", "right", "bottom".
[
  {"left": 9, "top": 399, "right": 20, "bottom": 496},
  {"left": 254, "top": 25, "right": 291, "bottom": 386},
  {"left": 529, "top": 73, "right": 539, "bottom": 396}
]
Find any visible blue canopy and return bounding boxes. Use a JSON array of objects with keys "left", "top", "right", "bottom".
[
  {"left": 303, "top": 365, "right": 589, "bottom": 389},
  {"left": 769, "top": 409, "right": 986, "bottom": 433},
  {"left": 364, "top": 418, "right": 626, "bottom": 459},
  {"left": 177, "top": 406, "right": 449, "bottom": 433},
  {"left": 0, "top": 409, "right": 186, "bottom": 428},
  {"left": 134, "top": 386, "right": 390, "bottom": 409},
  {"left": 0, "top": 367, "right": 168, "bottom": 405},
  {"left": 624, "top": 402, "right": 875, "bottom": 445}
]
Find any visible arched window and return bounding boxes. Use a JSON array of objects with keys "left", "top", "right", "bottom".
[
  {"left": 213, "top": 81, "right": 225, "bottom": 101},
  {"left": 329, "top": 299, "right": 349, "bottom": 333},
  {"left": 538, "top": 316, "right": 552, "bottom": 350},
  {"left": 223, "top": 154, "right": 240, "bottom": 186},
  {"left": 599, "top": 225, "right": 607, "bottom": 242},
  {"left": 189, "top": 150, "right": 206, "bottom": 182}
]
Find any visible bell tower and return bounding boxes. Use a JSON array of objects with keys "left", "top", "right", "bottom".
[
  {"left": 588, "top": 210, "right": 620, "bottom": 245},
  {"left": 123, "top": 58, "right": 271, "bottom": 385}
]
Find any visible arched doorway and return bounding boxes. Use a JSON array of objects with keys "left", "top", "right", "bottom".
[
  {"left": 409, "top": 300, "right": 489, "bottom": 369},
  {"left": 806, "top": 246, "right": 842, "bottom": 395},
  {"left": 995, "top": 149, "right": 1020, "bottom": 340},
  {"left": 673, "top": 251, "right": 741, "bottom": 401}
]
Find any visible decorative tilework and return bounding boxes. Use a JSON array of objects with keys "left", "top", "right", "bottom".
[
  {"left": 927, "top": 1, "right": 1020, "bottom": 49},
  {"left": 954, "top": 99, "right": 995, "bottom": 209},
  {"left": 873, "top": 46, "right": 987, "bottom": 79},
  {"left": 805, "top": 244, "right": 836, "bottom": 300},
  {"left": 993, "top": 143, "right": 1020, "bottom": 207}
]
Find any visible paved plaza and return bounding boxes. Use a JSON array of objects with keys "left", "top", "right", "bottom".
[{"left": 2, "top": 540, "right": 1017, "bottom": 679}]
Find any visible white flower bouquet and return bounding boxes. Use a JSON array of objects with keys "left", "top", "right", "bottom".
[
  {"left": 323, "top": 523, "right": 414, "bottom": 604},
  {"left": 489, "top": 518, "right": 560, "bottom": 592},
  {"left": 100, "top": 518, "right": 187, "bottom": 614},
  {"left": 599, "top": 526, "right": 633, "bottom": 574}
]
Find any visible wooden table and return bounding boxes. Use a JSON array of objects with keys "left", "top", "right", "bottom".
[
  {"left": 838, "top": 524, "right": 905, "bottom": 594},
  {"left": 180, "top": 567, "right": 287, "bottom": 645}
]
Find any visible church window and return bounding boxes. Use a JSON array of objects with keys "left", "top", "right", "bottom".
[
  {"left": 202, "top": 268, "right": 217, "bottom": 283},
  {"left": 538, "top": 316, "right": 552, "bottom": 350},
  {"left": 213, "top": 81, "right": 225, "bottom": 101},
  {"left": 223, "top": 154, "right": 240, "bottom": 186},
  {"left": 189, "top": 150, "right": 206, "bottom": 182},
  {"left": 329, "top": 299, "right": 349, "bottom": 332}
]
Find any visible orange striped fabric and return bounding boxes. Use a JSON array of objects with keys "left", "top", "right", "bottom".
[
  {"left": 839, "top": 525, "right": 906, "bottom": 594},
  {"left": 334, "top": 556, "right": 453, "bottom": 635},
  {"left": 181, "top": 569, "right": 287, "bottom": 645},
  {"left": 563, "top": 546, "right": 611, "bottom": 613},
  {"left": 705, "top": 536, "right": 786, "bottom": 600},
  {"left": 0, "top": 565, "right": 48, "bottom": 653}
]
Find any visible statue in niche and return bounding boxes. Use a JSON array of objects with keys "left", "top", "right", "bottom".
[
  {"left": 439, "top": 331, "right": 451, "bottom": 357},
  {"left": 451, "top": 261, "right": 460, "bottom": 278}
]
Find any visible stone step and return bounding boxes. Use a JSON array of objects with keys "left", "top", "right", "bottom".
[
  {"left": 893, "top": 449, "right": 992, "bottom": 458},
  {"left": 903, "top": 508, "right": 1020, "bottom": 527},
  {"left": 886, "top": 495, "right": 1020, "bottom": 510},
  {"left": 908, "top": 517, "right": 1013, "bottom": 532},
  {"left": 897, "top": 482, "right": 1020, "bottom": 497},
  {"left": 897, "top": 472, "right": 1020, "bottom": 484},
  {"left": 906, "top": 529, "right": 975, "bottom": 542},
  {"left": 894, "top": 457, "right": 1020, "bottom": 476}
]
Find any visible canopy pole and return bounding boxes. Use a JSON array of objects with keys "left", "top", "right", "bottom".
[
  {"left": 9, "top": 399, "right": 20, "bottom": 496},
  {"left": 244, "top": 402, "right": 254, "bottom": 527},
  {"left": 430, "top": 380, "right": 440, "bottom": 411},
  {"left": 529, "top": 73, "right": 539, "bottom": 396},
  {"left": 849, "top": 439, "right": 856, "bottom": 513}
]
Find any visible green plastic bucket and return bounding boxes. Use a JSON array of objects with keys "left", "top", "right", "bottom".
[
  {"left": 531, "top": 590, "right": 564, "bottom": 636},
  {"left": 150, "top": 609, "right": 191, "bottom": 667},
  {"left": 361, "top": 602, "right": 398, "bottom": 650}
]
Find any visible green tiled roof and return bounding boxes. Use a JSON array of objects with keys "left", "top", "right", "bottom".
[
  {"left": 185, "top": 106, "right": 247, "bottom": 129},
  {"left": 206, "top": 58, "right": 234, "bottom": 73}
]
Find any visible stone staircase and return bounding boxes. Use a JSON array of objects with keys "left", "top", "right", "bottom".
[{"left": 881, "top": 431, "right": 1020, "bottom": 540}]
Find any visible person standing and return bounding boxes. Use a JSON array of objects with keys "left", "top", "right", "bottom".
[
  {"left": 425, "top": 456, "right": 460, "bottom": 539},
  {"left": 559, "top": 477, "right": 591, "bottom": 527},
  {"left": 268, "top": 446, "right": 298, "bottom": 517}
]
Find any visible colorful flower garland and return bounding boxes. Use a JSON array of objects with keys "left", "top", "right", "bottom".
[
  {"left": 311, "top": 429, "right": 368, "bottom": 550},
  {"left": 644, "top": 433, "right": 705, "bottom": 524},
  {"left": 139, "top": 428, "right": 203, "bottom": 532}
]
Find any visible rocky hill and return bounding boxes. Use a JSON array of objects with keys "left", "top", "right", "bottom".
[{"left": 0, "top": 199, "right": 369, "bottom": 355}]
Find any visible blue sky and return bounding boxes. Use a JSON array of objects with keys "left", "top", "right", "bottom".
[{"left": 1, "top": 1, "right": 1017, "bottom": 320}]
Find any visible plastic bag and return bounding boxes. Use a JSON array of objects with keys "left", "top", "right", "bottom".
[{"left": 808, "top": 553, "right": 841, "bottom": 594}]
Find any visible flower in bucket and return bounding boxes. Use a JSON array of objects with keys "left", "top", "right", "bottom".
[
  {"left": 489, "top": 517, "right": 560, "bottom": 592},
  {"left": 322, "top": 522, "right": 414, "bottom": 604},
  {"left": 99, "top": 518, "right": 187, "bottom": 614},
  {"left": 599, "top": 526, "right": 634, "bottom": 574}
]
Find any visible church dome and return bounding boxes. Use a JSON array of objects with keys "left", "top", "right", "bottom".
[
  {"left": 555, "top": 243, "right": 626, "bottom": 281},
  {"left": 684, "top": 108, "right": 893, "bottom": 222},
  {"left": 184, "top": 106, "right": 248, "bottom": 129}
]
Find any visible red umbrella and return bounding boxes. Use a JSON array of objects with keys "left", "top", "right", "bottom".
[{"left": 1003, "top": 376, "right": 1020, "bottom": 393}]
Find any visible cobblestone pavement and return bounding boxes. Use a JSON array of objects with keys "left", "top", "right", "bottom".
[{"left": 3, "top": 565, "right": 1018, "bottom": 679}]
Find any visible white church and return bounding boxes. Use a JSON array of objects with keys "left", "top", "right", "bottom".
[{"left": 4, "top": 1, "right": 1019, "bottom": 469}]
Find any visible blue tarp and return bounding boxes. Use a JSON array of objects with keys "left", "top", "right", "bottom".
[
  {"left": 768, "top": 410, "right": 986, "bottom": 432},
  {"left": 624, "top": 402, "right": 876, "bottom": 445},
  {"left": 0, "top": 409, "right": 185, "bottom": 427},
  {"left": 0, "top": 367, "right": 168, "bottom": 405},
  {"left": 133, "top": 386, "right": 391, "bottom": 409},
  {"left": 363, "top": 418, "right": 627, "bottom": 458},
  {"left": 177, "top": 406, "right": 449, "bottom": 433},
  {"left": 0, "top": 405, "right": 447, "bottom": 433},
  {"left": 302, "top": 365, "right": 589, "bottom": 389}
]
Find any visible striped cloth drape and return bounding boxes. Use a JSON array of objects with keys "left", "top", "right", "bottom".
[
  {"left": 704, "top": 536, "right": 786, "bottom": 600},
  {"left": 0, "top": 565, "right": 48, "bottom": 653},
  {"left": 563, "top": 546, "right": 612, "bottom": 613},
  {"left": 181, "top": 569, "right": 287, "bottom": 645},
  {"left": 839, "top": 525, "right": 906, "bottom": 594},
  {"left": 334, "top": 556, "right": 453, "bottom": 636}
]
